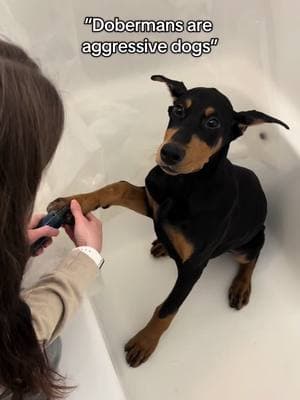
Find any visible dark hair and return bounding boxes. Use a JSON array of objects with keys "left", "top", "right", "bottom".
[{"left": 0, "top": 39, "right": 66, "bottom": 398}]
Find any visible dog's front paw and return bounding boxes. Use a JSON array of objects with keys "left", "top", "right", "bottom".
[
  {"left": 47, "top": 197, "right": 70, "bottom": 213},
  {"left": 124, "top": 330, "right": 159, "bottom": 367},
  {"left": 150, "top": 239, "right": 168, "bottom": 258},
  {"left": 47, "top": 197, "right": 74, "bottom": 225},
  {"left": 229, "top": 279, "right": 251, "bottom": 310}
]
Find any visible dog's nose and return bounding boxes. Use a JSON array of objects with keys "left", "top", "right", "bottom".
[{"left": 160, "top": 143, "right": 185, "bottom": 165}]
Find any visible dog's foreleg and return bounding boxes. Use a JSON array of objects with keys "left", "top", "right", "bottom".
[
  {"left": 47, "top": 181, "right": 151, "bottom": 217},
  {"left": 124, "top": 261, "right": 207, "bottom": 367}
]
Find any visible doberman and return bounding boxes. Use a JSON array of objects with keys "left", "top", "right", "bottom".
[{"left": 48, "top": 75, "right": 289, "bottom": 367}]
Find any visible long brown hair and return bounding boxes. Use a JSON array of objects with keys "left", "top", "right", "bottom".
[{"left": 0, "top": 39, "right": 66, "bottom": 398}]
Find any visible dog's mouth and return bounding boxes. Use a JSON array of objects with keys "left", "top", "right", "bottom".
[
  {"left": 159, "top": 164, "right": 179, "bottom": 175},
  {"left": 156, "top": 151, "right": 205, "bottom": 175}
]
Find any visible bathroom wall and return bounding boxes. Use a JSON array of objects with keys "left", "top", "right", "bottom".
[{"left": 269, "top": 0, "right": 300, "bottom": 111}]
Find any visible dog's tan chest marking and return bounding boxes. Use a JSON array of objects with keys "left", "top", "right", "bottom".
[
  {"left": 164, "top": 224, "right": 194, "bottom": 262},
  {"left": 146, "top": 191, "right": 194, "bottom": 262}
]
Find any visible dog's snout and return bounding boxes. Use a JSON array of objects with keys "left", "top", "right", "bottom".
[{"left": 160, "top": 143, "right": 185, "bottom": 165}]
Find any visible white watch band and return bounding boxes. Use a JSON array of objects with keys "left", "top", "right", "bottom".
[{"left": 74, "top": 246, "right": 104, "bottom": 270}]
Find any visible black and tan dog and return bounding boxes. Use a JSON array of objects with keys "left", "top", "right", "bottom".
[{"left": 48, "top": 76, "right": 289, "bottom": 367}]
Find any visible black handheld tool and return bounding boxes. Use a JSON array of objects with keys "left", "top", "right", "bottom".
[{"left": 30, "top": 205, "right": 71, "bottom": 256}]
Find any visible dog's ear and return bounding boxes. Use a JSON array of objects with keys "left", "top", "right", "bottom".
[
  {"left": 232, "top": 110, "right": 289, "bottom": 139},
  {"left": 151, "top": 75, "right": 187, "bottom": 100}
]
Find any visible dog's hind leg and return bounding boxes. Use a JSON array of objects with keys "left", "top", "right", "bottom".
[
  {"left": 229, "top": 228, "right": 265, "bottom": 310},
  {"left": 47, "top": 181, "right": 151, "bottom": 217}
]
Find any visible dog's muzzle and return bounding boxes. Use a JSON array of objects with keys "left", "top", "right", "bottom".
[{"left": 160, "top": 143, "right": 185, "bottom": 166}]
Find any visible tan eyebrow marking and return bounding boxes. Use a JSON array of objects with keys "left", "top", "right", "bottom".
[
  {"left": 185, "top": 98, "right": 192, "bottom": 108},
  {"left": 204, "top": 107, "right": 215, "bottom": 117}
]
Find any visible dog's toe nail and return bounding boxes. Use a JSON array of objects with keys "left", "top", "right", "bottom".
[
  {"left": 127, "top": 351, "right": 137, "bottom": 364},
  {"left": 130, "top": 350, "right": 146, "bottom": 368}
]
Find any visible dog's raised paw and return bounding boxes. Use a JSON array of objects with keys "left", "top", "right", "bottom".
[
  {"left": 150, "top": 239, "right": 168, "bottom": 258},
  {"left": 124, "top": 331, "right": 159, "bottom": 367},
  {"left": 229, "top": 279, "right": 251, "bottom": 310},
  {"left": 47, "top": 197, "right": 70, "bottom": 213}
]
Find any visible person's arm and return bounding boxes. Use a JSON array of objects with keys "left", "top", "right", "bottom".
[
  {"left": 23, "top": 199, "right": 102, "bottom": 345},
  {"left": 22, "top": 249, "right": 98, "bottom": 344}
]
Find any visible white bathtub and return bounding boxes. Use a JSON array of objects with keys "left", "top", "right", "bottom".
[{"left": 2, "top": 0, "right": 300, "bottom": 399}]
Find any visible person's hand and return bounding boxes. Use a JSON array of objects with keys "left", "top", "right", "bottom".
[
  {"left": 27, "top": 213, "right": 60, "bottom": 256},
  {"left": 64, "top": 199, "right": 102, "bottom": 252}
]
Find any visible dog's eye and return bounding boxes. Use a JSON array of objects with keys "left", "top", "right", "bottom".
[
  {"left": 171, "top": 105, "right": 185, "bottom": 118},
  {"left": 206, "top": 117, "right": 220, "bottom": 129}
]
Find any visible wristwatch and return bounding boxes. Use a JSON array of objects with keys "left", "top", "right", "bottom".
[{"left": 75, "top": 246, "right": 105, "bottom": 270}]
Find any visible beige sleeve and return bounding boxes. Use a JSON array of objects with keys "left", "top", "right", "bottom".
[{"left": 22, "top": 250, "right": 98, "bottom": 345}]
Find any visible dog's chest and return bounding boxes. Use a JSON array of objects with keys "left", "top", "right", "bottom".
[
  {"left": 145, "top": 166, "right": 207, "bottom": 228},
  {"left": 145, "top": 165, "right": 234, "bottom": 237},
  {"left": 146, "top": 167, "right": 186, "bottom": 218}
]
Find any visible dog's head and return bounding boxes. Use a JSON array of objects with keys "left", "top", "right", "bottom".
[{"left": 152, "top": 75, "right": 289, "bottom": 175}]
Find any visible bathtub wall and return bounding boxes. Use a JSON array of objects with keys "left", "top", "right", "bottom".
[{"left": 269, "top": 0, "right": 300, "bottom": 112}]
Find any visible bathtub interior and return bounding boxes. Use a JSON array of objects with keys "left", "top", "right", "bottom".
[
  {"left": 1, "top": 0, "right": 300, "bottom": 399},
  {"left": 75, "top": 72, "right": 300, "bottom": 400}
]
